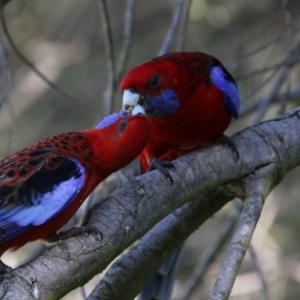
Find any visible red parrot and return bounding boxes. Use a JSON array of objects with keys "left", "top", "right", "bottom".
[
  {"left": 121, "top": 52, "right": 240, "bottom": 300},
  {"left": 0, "top": 109, "right": 151, "bottom": 257}
]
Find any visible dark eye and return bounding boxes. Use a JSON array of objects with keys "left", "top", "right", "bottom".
[
  {"left": 149, "top": 76, "right": 159, "bottom": 88},
  {"left": 119, "top": 120, "right": 127, "bottom": 133}
]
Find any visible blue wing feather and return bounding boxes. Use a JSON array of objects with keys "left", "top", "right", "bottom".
[
  {"left": 0, "top": 158, "right": 85, "bottom": 242},
  {"left": 210, "top": 65, "right": 240, "bottom": 118}
]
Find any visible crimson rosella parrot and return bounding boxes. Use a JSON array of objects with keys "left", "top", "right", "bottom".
[
  {"left": 121, "top": 52, "right": 240, "bottom": 300},
  {"left": 0, "top": 108, "right": 151, "bottom": 259}
]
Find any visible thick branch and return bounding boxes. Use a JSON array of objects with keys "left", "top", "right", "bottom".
[
  {"left": 1, "top": 108, "right": 300, "bottom": 299},
  {"left": 87, "top": 187, "right": 239, "bottom": 300}
]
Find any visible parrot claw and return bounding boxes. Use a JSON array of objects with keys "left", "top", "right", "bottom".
[
  {"left": 148, "top": 158, "right": 175, "bottom": 184},
  {"left": 46, "top": 226, "right": 103, "bottom": 243},
  {"left": 215, "top": 134, "right": 239, "bottom": 160}
]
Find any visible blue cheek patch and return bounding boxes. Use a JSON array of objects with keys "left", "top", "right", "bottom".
[
  {"left": 210, "top": 66, "right": 240, "bottom": 118},
  {"left": 147, "top": 89, "right": 180, "bottom": 117},
  {"left": 95, "top": 110, "right": 127, "bottom": 129}
]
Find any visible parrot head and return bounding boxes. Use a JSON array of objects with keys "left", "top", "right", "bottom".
[
  {"left": 121, "top": 52, "right": 240, "bottom": 119},
  {"left": 120, "top": 57, "right": 187, "bottom": 118},
  {"left": 93, "top": 106, "right": 152, "bottom": 170}
]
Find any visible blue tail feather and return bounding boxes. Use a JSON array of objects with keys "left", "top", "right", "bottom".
[{"left": 139, "top": 246, "right": 183, "bottom": 300}]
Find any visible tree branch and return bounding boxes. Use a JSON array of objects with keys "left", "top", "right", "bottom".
[
  {"left": 158, "top": 0, "right": 185, "bottom": 56},
  {"left": 176, "top": 0, "right": 191, "bottom": 52},
  {"left": 0, "top": 3, "right": 94, "bottom": 111},
  {"left": 179, "top": 204, "right": 240, "bottom": 300},
  {"left": 210, "top": 173, "right": 271, "bottom": 300},
  {"left": 0, "top": 107, "right": 299, "bottom": 299},
  {"left": 88, "top": 188, "right": 240, "bottom": 300},
  {"left": 251, "top": 42, "right": 300, "bottom": 124},
  {"left": 98, "top": 0, "right": 117, "bottom": 115},
  {"left": 116, "top": 0, "right": 136, "bottom": 82}
]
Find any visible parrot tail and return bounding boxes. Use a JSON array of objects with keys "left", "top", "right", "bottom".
[{"left": 138, "top": 246, "right": 183, "bottom": 300}]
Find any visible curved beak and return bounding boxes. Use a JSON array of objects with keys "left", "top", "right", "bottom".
[{"left": 123, "top": 89, "right": 141, "bottom": 113}]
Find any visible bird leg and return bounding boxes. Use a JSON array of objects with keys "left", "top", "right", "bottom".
[
  {"left": 214, "top": 134, "right": 239, "bottom": 160},
  {"left": 148, "top": 158, "right": 175, "bottom": 184}
]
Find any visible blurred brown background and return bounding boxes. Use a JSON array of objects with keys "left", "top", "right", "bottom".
[{"left": 1, "top": 0, "right": 300, "bottom": 299}]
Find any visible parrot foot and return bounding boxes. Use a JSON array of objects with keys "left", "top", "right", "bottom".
[
  {"left": 46, "top": 226, "right": 103, "bottom": 243},
  {"left": 215, "top": 134, "right": 239, "bottom": 160},
  {"left": 148, "top": 158, "right": 175, "bottom": 184}
]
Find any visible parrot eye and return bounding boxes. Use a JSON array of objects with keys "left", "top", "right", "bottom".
[
  {"left": 118, "top": 120, "right": 127, "bottom": 133},
  {"left": 149, "top": 76, "right": 159, "bottom": 88}
]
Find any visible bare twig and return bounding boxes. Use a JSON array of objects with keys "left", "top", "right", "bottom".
[
  {"left": 279, "top": 0, "right": 295, "bottom": 115},
  {"left": 235, "top": 57, "right": 300, "bottom": 80},
  {"left": 239, "top": 87, "right": 300, "bottom": 117},
  {"left": 0, "top": 4, "right": 95, "bottom": 110},
  {"left": 230, "top": 26, "right": 300, "bottom": 69},
  {"left": 158, "top": 0, "right": 185, "bottom": 56},
  {"left": 251, "top": 42, "right": 300, "bottom": 125},
  {"left": 116, "top": 0, "right": 136, "bottom": 82},
  {"left": 98, "top": 0, "right": 116, "bottom": 115},
  {"left": 0, "top": 1, "right": 13, "bottom": 156},
  {"left": 176, "top": 0, "right": 192, "bottom": 52},
  {"left": 3, "top": 97, "right": 15, "bottom": 156},
  {"left": 282, "top": 0, "right": 294, "bottom": 34},
  {"left": 0, "top": 27, "right": 14, "bottom": 156},
  {"left": 209, "top": 175, "right": 272, "bottom": 300},
  {"left": 0, "top": 27, "right": 11, "bottom": 111},
  {"left": 242, "top": 68, "right": 280, "bottom": 102},
  {"left": 251, "top": 69, "right": 288, "bottom": 125},
  {"left": 249, "top": 245, "right": 270, "bottom": 300},
  {"left": 179, "top": 202, "right": 241, "bottom": 300}
]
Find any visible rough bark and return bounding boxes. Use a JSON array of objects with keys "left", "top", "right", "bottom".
[{"left": 0, "top": 108, "right": 300, "bottom": 299}]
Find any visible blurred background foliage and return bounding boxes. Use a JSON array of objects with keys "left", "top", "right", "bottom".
[{"left": 1, "top": 0, "right": 300, "bottom": 299}]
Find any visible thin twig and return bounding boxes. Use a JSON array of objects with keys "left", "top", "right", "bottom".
[
  {"left": 158, "top": 0, "right": 185, "bottom": 56},
  {"left": 176, "top": 0, "right": 192, "bottom": 52},
  {"left": 0, "top": 26, "right": 11, "bottom": 111},
  {"left": 209, "top": 175, "right": 271, "bottom": 300},
  {"left": 279, "top": 0, "right": 295, "bottom": 115},
  {"left": 0, "top": 4, "right": 95, "bottom": 110},
  {"left": 116, "top": 0, "right": 136, "bottom": 82},
  {"left": 242, "top": 68, "right": 279, "bottom": 102},
  {"left": 230, "top": 26, "right": 300, "bottom": 69},
  {"left": 249, "top": 245, "right": 270, "bottom": 300},
  {"left": 251, "top": 42, "right": 300, "bottom": 125},
  {"left": 98, "top": 0, "right": 116, "bottom": 115},
  {"left": 179, "top": 202, "right": 241, "bottom": 300},
  {"left": 251, "top": 69, "right": 289, "bottom": 125},
  {"left": 3, "top": 93, "right": 15, "bottom": 157},
  {"left": 243, "top": 69, "right": 279, "bottom": 102},
  {"left": 0, "top": 22, "right": 14, "bottom": 157},
  {"left": 235, "top": 57, "right": 300, "bottom": 80}
]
